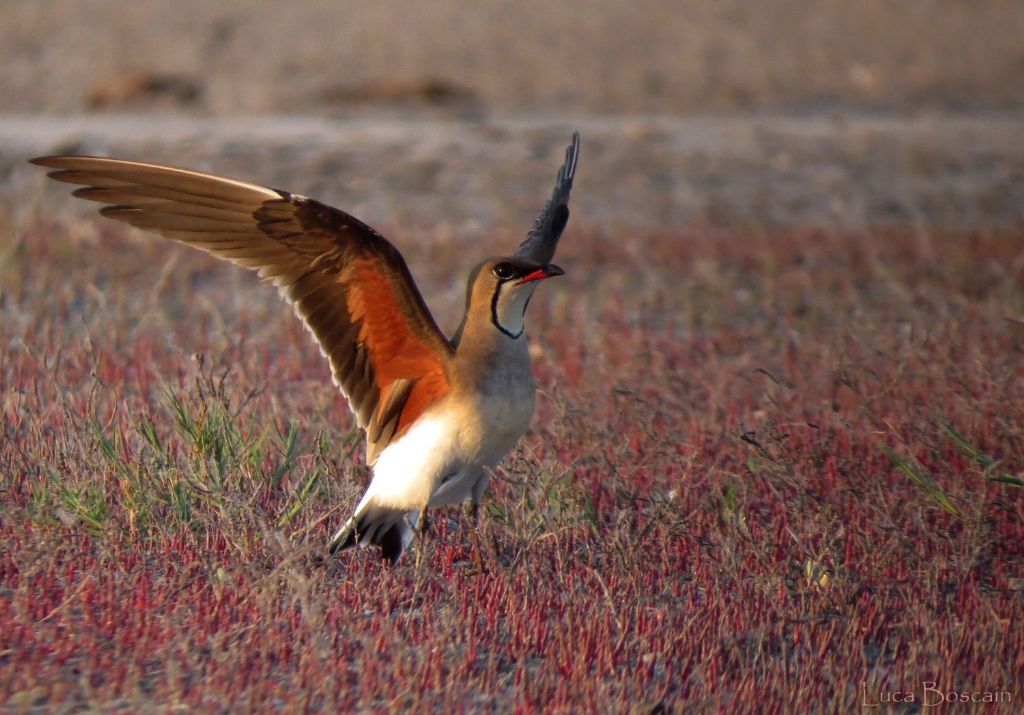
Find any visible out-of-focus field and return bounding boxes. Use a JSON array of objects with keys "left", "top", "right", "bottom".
[
  {"left": 3, "top": 187, "right": 1024, "bottom": 711},
  {"left": 3, "top": 0, "right": 1024, "bottom": 711},
  {"left": 5, "top": 0, "right": 1024, "bottom": 115}
]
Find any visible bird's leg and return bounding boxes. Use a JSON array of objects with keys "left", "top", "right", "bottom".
[
  {"left": 414, "top": 504, "right": 430, "bottom": 571},
  {"left": 466, "top": 499, "right": 489, "bottom": 575}
]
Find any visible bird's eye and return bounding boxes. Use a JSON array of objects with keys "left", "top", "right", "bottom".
[{"left": 492, "top": 263, "right": 516, "bottom": 280}]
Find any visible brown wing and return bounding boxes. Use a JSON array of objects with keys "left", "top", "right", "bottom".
[{"left": 31, "top": 156, "right": 453, "bottom": 464}]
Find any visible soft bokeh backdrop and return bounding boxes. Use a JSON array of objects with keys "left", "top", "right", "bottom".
[
  {"left": 4, "top": 1, "right": 1024, "bottom": 235},
  {"left": 5, "top": 0, "right": 1024, "bottom": 115}
]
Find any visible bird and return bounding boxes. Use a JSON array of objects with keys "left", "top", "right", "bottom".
[{"left": 31, "top": 131, "right": 580, "bottom": 565}]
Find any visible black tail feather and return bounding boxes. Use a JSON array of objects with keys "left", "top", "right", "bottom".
[
  {"left": 328, "top": 499, "right": 410, "bottom": 563},
  {"left": 378, "top": 523, "right": 405, "bottom": 564}
]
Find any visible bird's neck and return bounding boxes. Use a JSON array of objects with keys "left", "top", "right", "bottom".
[{"left": 451, "top": 306, "right": 531, "bottom": 389}]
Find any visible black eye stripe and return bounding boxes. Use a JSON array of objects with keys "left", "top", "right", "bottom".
[{"left": 490, "top": 281, "right": 524, "bottom": 339}]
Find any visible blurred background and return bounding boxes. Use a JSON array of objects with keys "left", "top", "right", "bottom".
[{"left": 3, "top": 0, "right": 1024, "bottom": 232}]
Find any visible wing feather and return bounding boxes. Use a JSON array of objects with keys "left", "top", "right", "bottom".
[
  {"left": 32, "top": 155, "right": 453, "bottom": 463},
  {"left": 74, "top": 188, "right": 257, "bottom": 220}
]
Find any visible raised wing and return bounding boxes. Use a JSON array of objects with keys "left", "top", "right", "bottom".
[
  {"left": 31, "top": 156, "right": 453, "bottom": 464},
  {"left": 514, "top": 131, "right": 580, "bottom": 265}
]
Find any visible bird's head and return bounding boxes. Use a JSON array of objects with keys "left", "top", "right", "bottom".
[{"left": 463, "top": 257, "right": 564, "bottom": 340}]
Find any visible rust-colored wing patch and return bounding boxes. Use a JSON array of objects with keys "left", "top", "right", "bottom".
[{"left": 31, "top": 156, "right": 454, "bottom": 462}]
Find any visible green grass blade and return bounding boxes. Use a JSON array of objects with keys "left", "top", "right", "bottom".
[
  {"left": 277, "top": 468, "right": 322, "bottom": 527},
  {"left": 271, "top": 421, "right": 301, "bottom": 486},
  {"left": 881, "top": 444, "right": 960, "bottom": 516},
  {"left": 988, "top": 476, "right": 1024, "bottom": 488},
  {"left": 937, "top": 418, "right": 995, "bottom": 468}
]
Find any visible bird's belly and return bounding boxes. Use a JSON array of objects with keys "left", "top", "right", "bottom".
[
  {"left": 466, "top": 387, "right": 535, "bottom": 465},
  {"left": 427, "top": 466, "right": 480, "bottom": 507},
  {"left": 427, "top": 392, "right": 533, "bottom": 508},
  {"left": 363, "top": 382, "right": 535, "bottom": 511}
]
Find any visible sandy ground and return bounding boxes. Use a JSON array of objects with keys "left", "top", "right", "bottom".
[
  {"left": 5, "top": 1, "right": 1024, "bottom": 115},
  {"left": 2, "top": 1, "right": 1023, "bottom": 232}
]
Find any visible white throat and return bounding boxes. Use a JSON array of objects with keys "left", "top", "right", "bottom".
[{"left": 492, "top": 282, "right": 536, "bottom": 338}]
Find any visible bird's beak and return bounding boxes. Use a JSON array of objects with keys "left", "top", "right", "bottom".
[{"left": 517, "top": 264, "right": 565, "bottom": 285}]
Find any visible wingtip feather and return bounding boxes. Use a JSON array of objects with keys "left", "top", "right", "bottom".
[{"left": 513, "top": 130, "right": 581, "bottom": 264}]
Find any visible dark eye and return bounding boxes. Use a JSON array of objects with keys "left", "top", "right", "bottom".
[{"left": 492, "top": 263, "right": 516, "bottom": 280}]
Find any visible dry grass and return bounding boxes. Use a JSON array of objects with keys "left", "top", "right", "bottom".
[{"left": 2, "top": 205, "right": 1022, "bottom": 711}]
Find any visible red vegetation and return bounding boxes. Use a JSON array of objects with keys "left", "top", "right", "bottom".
[{"left": 2, "top": 217, "right": 1023, "bottom": 711}]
